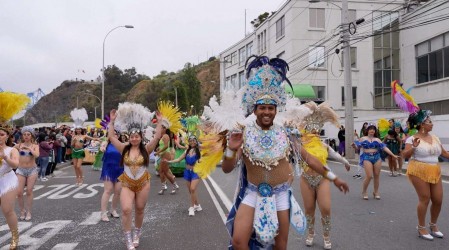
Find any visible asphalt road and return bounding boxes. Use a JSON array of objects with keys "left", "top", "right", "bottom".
[{"left": 1, "top": 161, "right": 448, "bottom": 249}]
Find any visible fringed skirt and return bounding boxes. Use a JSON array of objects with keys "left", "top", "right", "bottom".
[
  {"left": 100, "top": 162, "right": 124, "bottom": 183},
  {"left": 0, "top": 170, "right": 18, "bottom": 197},
  {"left": 407, "top": 160, "right": 441, "bottom": 184},
  {"left": 118, "top": 171, "right": 151, "bottom": 193}
]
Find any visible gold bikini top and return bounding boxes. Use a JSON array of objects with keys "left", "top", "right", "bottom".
[{"left": 124, "top": 152, "right": 145, "bottom": 177}]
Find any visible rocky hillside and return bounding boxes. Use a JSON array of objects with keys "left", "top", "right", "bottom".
[{"left": 21, "top": 59, "right": 220, "bottom": 124}]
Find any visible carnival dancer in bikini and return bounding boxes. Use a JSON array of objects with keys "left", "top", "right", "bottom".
[
  {"left": 0, "top": 91, "right": 30, "bottom": 249},
  {"left": 299, "top": 102, "right": 351, "bottom": 249},
  {"left": 167, "top": 135, "right": 202, "bottom": 216},
  {"left": 107, "top": 102, "right": 166, "bottom": 250},
  {"left": 15, "top": 126, "right": 39, "bottom": 221},
  {"left": 354, "top": 124, "right": 399, "bottom": 200},
  {"left": 70, "top": 108, "right": 99, "bottom": 186}
]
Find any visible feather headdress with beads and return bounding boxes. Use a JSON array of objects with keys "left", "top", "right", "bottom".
[
  {"left": 202, "top": 89, "right": 245, "bottom": 132},
  {"left": 0, "top": 92, "right": 30, "bottom": 134},
  {"left": 158, "top": 100, "right": 182, "bottom": 134},
  {"left": 70, "top": 108, "right": 88, "bottom": 129},
  {"left": 115, "top": 102, "right": 154, "bottom": 134},
  {"left": 300, "top": 102, "right": 340, "bottom": 133}
]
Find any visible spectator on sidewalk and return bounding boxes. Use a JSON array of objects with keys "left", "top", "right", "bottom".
[
  {"left": 338, "top": 125, "right": 345, "bottom": 156},
  {"left": 37, "top": 133, "right": 53, "bottom": 181}
]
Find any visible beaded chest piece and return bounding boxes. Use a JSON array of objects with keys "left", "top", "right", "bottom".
[
  {"left": 242, "top": 122, "right": 290, "bottom": 171},
  {"left": 124, "top": 152, "right": 145, "bottom": 177}
]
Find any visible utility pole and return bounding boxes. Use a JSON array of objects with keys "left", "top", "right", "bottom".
[
  {"left": 342, "top": 0, "right": 355, "bottom": 159},
  {"left": 174, "top": 87, "right": 178, "bottom": 107}
]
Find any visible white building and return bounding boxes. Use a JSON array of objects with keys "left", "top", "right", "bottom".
[
  {"left": 219, "top": 0, "right": 405, "bottom": 139},
  {"left": 399, "top": 0, "right": 449, "bottom": 147}
]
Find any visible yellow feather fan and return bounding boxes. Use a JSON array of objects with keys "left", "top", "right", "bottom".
[
  {"left": 377, "top": 118, "right": 390, "bottom": 139},
  {"left": 158, "top": 101, "right": 182, "bottom": 134},
  {"left": 301, "top": 133, "right": 328, "bottom": 166},
  {"left": 194, "top": 130, "right": 228, "bottom": 179},
  {"left": 95, "top": 118, "right": 102, "bottom": 128},
  {"left": 0, "top": 92, "right": 30, "bottom": 130}
]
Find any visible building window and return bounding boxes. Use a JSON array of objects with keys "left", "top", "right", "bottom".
[
  {"left": 309, "top": 8, "right": 325, "bottom": 29},
  {"left": 309, "top": 46, "right": 325, "bottom": 68},
  {"left": 230, "top": 74, "right": 237, "bottom": 90},
  {"left": 341, "top": 86, "right": 357, "bottom": 106},
  {"left": 257, "top": 30, "right": 267, "bottom": 54},
  {"left": 231, "top": 52, "right": 237, "bottom": 65},
  {"left": 246, "top": 42, "right": 253, "bottom": 58},
  {"left": 373, "top": 11, "right": 399, "bottom": 108},
  {"left": 238, "top": 71, "right": 245, "bottom": 89},
  {"left": 341, "top": 47, "right": 357, "bottom": 68},
  {"left": 224, "top": 55, "right": 231, "bottom": 68},
  {"left": 312, "top": 86, "right": 325, "bottom": 101},
  {"left": 276, "top": 15, "right": 285, "bottom": 40},
  {"left": 416, "top": 33, "right": 449, "bottom": 84},
  {"left": 239, "top": 47, "right": 246, "bottom": 66},
  {"left": 225, "top": 77, "right": 231, "bottom": 89},
  {"left": 419, "top": 99, "right": 449, "bottom": 115}
]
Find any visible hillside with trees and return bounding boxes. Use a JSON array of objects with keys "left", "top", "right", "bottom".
[{"left": 19, "top": 58, "right": 220, "bottom": 125}]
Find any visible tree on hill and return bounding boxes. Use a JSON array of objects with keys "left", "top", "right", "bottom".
[{"left": 180, "top": 63, "right": 201, "bottom": 114}]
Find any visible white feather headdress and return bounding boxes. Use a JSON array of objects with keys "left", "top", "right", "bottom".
[
  {"left": 300, "top": 101, "right": 340, "bottom": 132},
  {"left": 201, "top": 89, "right": 245, "bottom": 132},
  {"left": 115, "top": 102, "right": 154, "bottom": 134},
  {"left": 70, "top": 108, "right": 88, "bottom": 128}
]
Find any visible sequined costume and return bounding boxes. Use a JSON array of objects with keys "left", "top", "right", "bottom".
[
  {"left": 405, "top": 135, "right": 442, "bottom": 184},
  {"left": 117, "top": 152, "right": 150, "bottom": 193},
  {"left": 100, "top": 143, "right": 124, "bottom": 183},
  {"left": 0, "top": 147, "right": 18, "bottom": 197}
]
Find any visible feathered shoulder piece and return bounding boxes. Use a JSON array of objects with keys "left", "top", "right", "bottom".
[
  {"left": 70, "top": 108, "right": 88, "bottom": 128},
  {"left": 0, "top": 92, "right": 30, "bottom": 133},
  {"left": 193, "top": 129, "right": 229, "bottom": 179},
  {"left": 115, "top": 102, "right": 153, "bottom": 134},
  {"left": 202, "top": 89, "right": 245, "bottom": 132},
  {"left": 300, "top": 102, "right": 340, "bottom": 132},
  {"left": 377, "top": 118, "right": 390, "bottom": 139},
  {"left": 158, "top": 101, "right": 182, "bottom": 134}
]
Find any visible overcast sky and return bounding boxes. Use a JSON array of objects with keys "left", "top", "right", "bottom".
[{"left": 0, "top": 0, "right": 285, "bottom": 96}]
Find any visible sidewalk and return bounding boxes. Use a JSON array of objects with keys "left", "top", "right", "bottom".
[{"left": 347, "top": 156, "right": 449, "bottom": 180}]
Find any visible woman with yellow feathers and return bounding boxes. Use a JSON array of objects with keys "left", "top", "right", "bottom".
[
  {"left": 299, "top": 102, "right": 351, "bottom": 250},
  {"left": 0, "top": 91, "right": 30, "bottom": 250}
]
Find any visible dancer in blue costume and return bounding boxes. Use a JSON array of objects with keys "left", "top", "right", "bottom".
[
  {"left": 167, "top": 136, "right": 202, "bottom": 216},
  {"left": 354, "top": 124, "right": 398, "bottom": 200},
  {"left": 221, "top": 56, "right": 349, "bottom": 249},
  {"left": 99, "top": 129, "right": 125, "bottom": 222}
]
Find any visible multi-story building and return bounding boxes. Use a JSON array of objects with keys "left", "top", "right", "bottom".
[
  {"left": 400, "top": 0, "right": 449, "bottom": 147},
  {"left": 219, "top": 0, "right": 404, "bottom": 138}
]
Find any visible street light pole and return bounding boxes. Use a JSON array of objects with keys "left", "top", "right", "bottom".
[
  {"left": 341, "top": 0, "right": 355, "bottom": 159},
  {"left": 102, "top": 25, "right": 134, "bottom": 120},
  {"left": 174, "top": 87, "right": 178, "bottom": 107}
]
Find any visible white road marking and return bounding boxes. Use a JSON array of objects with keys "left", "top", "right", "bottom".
[
  {"left": 202, "top": 179, "right": 227, "bottom": 224},
  {"left": 51, "top": 243, "right": 79, "bottom": 250},
  {"left": 47, "top": 184, "right": 88, "bottom": 199},
  {"left": 53, "top": 176, "right": 77, "bottom": 178},
  {"left": 207, "top": 176, "right": 232, "bottom": 212},
  {"left": 109, "top": 194, "right": 114, "bottom": 202},
  {"left": 79, "top": 212, "right": 102, "bottom": 225},
  {"left": 34, "top": 184, "right": 70, "bottom": 200},
  {"left": 0, "top": 220, "right": 71, "bottom": 250},
  {"left": 0, "top": 222, "right": 32, "bottom": 245},
  {"left": 73, "top": 183, "right": 103, "bottom": 199}
]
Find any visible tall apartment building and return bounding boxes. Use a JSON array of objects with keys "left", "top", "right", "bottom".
[{"left": 219, "top": 0, "right": 404, "bottom": 137}]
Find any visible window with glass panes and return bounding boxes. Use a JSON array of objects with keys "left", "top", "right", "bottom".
[
  {"left": 373, "top": 11, "right": 400, "bottom": 108},
  {"left": 416, "top": 32, "right": 449, "bottom": 84}
]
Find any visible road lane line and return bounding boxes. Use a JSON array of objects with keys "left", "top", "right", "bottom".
[
  {"left": 207, "top": 176, "right": 232, "bottom": 212},
  {"left": 79, "top": 212, "right": 101, "bottom": 225},
  {"left": 202, "top": 179, "right": 227, "bottom": 224},
  {"left": 51, "top": 243, "right": 79, "bottom": 250}
]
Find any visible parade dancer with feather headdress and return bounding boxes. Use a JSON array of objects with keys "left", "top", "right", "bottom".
[
  {"left": 70, "top": 108, "right": 100, "bottom": 186},
  {"left": 107, "top": 102, "right": 162, "bottom": 250},
  {"left": 197, "top": 56, "right": 349, "bottom": 249},
  {"left": 0, "top": 91, "right": 30, "bottom": 249}
]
